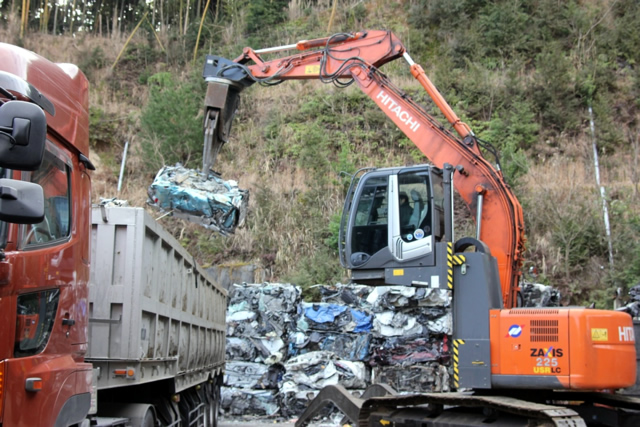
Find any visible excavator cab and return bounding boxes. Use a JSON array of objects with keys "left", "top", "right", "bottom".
[{"left": 340, "top": 165, "right": 448, "bottom": 286}]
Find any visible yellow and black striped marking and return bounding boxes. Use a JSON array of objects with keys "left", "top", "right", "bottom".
[
  {"left": 453, "top": 338, "right": 465, "bottom": 389},
  {"left": 447, "top": 242, "right": 466, "bottom": 289}
]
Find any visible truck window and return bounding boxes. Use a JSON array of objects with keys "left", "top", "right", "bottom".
[
  {"left": 21, "top": 149, "right": 71, "bottom": 247},
  {"left": 14, "top": 289, "right": 60, "bottom": 357}
]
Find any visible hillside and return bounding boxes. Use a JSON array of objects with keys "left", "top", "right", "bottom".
[{"left": 2, "top": 0, "right": 639, "bottom": 307}]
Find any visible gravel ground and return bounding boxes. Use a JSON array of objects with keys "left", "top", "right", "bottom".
[{"left": 219, "top": 416, "right": 345, "bottom": 427}]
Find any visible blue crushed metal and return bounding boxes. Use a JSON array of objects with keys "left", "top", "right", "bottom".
[{"left": 147, "top": 164, "right": 249, "bottom": 235}]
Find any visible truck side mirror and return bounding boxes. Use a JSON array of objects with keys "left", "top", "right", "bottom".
[
  {"left": 0, "top": 101, "right": 47, "bottom": 171},
  {"left": 0, "top": 179, "right": 45, "bottom": 224}
]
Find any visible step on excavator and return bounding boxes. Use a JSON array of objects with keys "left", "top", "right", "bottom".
[{"left": 201, "top": 30, "right": 640, "bottom": 426}]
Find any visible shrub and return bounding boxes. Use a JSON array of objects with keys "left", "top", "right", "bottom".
[
  {"left": 89, "top": 106, "right": 121, "bottom": 150},
  {"left": 139, "top": 72, "right": 206, "bottom": 173}
]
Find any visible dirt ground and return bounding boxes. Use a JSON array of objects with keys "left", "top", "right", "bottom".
[{"left": 219, "top": 417, "right": 341, "bottom": 427}]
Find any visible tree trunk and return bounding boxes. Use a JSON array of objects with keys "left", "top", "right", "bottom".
[
  {"left": 80, "top": 0, "right": 87, "bottom": 33},
  {"left": 184, "top": 0, "right": 190, "bottom": 35},
  {"left": 40, "top": 0, "right": 48, "bottom": 33},
  {"left": 69, "top": 0, "right": 75, "bottom": 34},
  {"left": 52, "top": 0, "right": 57, "bottom": 35},
  {"left": 118, "top": 0, "right": 125, "bottom": 35},
  {"left": 112, "top": 3, "right": 118, "bottom": 38},
  {"left": 179, "top": 0, "right": 183, "bottom": 35}
]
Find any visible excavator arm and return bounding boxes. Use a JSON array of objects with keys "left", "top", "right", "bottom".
[{"left": 204, "top": 30, "right": 525, "bottom": 307}]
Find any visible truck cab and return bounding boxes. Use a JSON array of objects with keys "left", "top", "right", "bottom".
[{"left": 0, "top": 42, "right": 93, "bottom": 427}]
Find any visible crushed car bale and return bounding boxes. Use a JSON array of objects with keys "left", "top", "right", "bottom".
[{"left": 147, "top": 164, "right": 249, "bottom": 235}]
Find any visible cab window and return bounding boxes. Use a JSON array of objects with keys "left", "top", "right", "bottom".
[
  {"left": 351, "top": 176, "right": 388, "bottom": 257},
  {"left": 14, "top": 289, "right": 60, "bottom": 357},
  {"left": 397, "top": 171, "right": 431, "bottom": 243},
  {"left": 21, "top": 149, "right": 71, "bottom": 247}
]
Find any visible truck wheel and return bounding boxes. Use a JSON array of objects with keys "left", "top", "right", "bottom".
[
  {"left": 206, "top": 380, "right": 220, "bottom": 427},
  {"left": 140, "top": 408, "right": 155, "bottom": 427},
  {"left": 213, "top": 380, "right": 220, "bottom": 427}
]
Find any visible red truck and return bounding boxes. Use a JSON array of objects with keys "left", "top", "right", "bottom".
[{"left": 0, "top": 43, "right": 226, "bottom": 427}]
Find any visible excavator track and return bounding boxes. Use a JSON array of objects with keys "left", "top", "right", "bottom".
[
  {"left": 295, "top": 385, "right": 640, "bottom": 427},
  {"left": 358, "top": 392, "right": 585, "bottom": 426}
]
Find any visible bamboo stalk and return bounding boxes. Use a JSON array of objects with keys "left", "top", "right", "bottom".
[
  {"left": 184, "top": 0, "right": 190, "bottom": 35},
  {"left": 20, "top": 0, "right": 27, "bottom": 38},
  {"left": 193, "top": 0, "right": 211, "bottom": 63},
  {"left": 111, "top": 11, "right": 149, "bottom": 70},
  {"left": 147, "top": 16, "right": 166, "bottom": 52},
  {"left": 327, "top": 0, "right": 338, "bottom": 32}
]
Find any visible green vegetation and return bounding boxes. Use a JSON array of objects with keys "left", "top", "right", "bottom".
[
  {"left": 139, "top": 71, "right": 206, "bottom": 173},
  {"left": 8, "top": 0, "right": 640, "bottom": 306}
]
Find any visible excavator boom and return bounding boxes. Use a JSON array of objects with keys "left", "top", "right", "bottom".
[{"left": 203, "top": 30, "right": 525, "bottom": 307}]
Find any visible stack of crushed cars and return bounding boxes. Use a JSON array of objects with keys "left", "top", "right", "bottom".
[
  {"left": 222, "top": 282, "right": 453, "bottom": 422},
  {"left": 317, "top": 284, "right": 452, "bottom": 395},
  {"left": 222, "top": 283, "right": 300, "bottom": 417}
]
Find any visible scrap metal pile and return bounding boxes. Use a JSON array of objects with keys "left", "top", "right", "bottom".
[
  {"left": 147, "top": 164, "right": 249, "bottom": 235},
  {"left": 222, "top": 283, "right": 300, "bottom": 416},
  {"left": 222, "top": 282, "right": 453, "bottom": 421}
]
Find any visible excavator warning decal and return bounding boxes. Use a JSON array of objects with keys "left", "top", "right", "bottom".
[
  {"left": 447, "top": 243, "right": 465, "bottom": 290},
  {"left": 305, "top": 65, "right": 320, "bottom": 75},
  {"left": 591, "top": 328, "right": 608, "bottom": 342},
  {"left": 453, "top": 339, "right": 465, "bottom": 388}
]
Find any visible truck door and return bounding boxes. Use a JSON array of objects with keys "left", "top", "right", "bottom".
[{"left": 17, "top": 141, "right": 86, "bottom": 352}]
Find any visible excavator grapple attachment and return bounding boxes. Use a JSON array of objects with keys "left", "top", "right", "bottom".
[
  {"left": 202, "top": 80, "right": 242, "bottom": 174},
  {"left": 147, "top": 58, "right": 250, "bottom": 234},
  {"left": 201, "top": 55, "right": 256, "bottom": 173}
]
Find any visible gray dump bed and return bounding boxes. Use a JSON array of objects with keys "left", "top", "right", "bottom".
[{"left": 87, "top": 206, "right": 227, "bottom": 392}]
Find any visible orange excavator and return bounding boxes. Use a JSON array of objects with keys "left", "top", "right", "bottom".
[{"left": 203, "top": 30, "right": 640, "bottom": 426}]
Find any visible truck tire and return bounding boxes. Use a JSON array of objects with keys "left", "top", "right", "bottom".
[
  {"left": 140, "top": 408, "right": 155, "bottom": 427},
  {"left": 205, "top": 379, "right": 221, "bottom": 427},
  {"left": 212, "top": 379, "right": 220, "bottom": 427}
]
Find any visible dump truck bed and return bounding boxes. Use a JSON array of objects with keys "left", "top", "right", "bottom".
[{"left": 86, "top": 206, "right": 227, "bottom": 392}]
